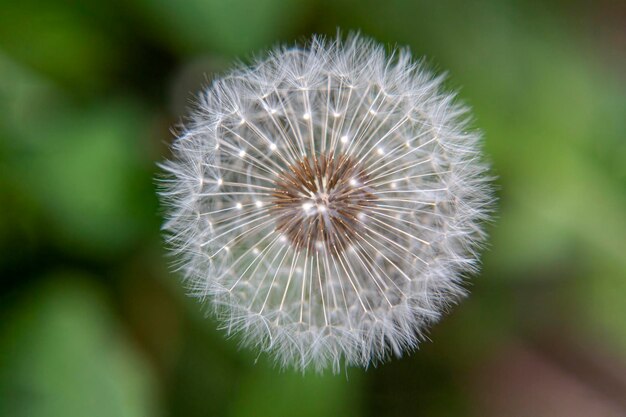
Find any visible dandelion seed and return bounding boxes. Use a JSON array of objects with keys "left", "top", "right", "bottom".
[{"left": 159, "top": 33, "right": 493, "bottom": 373}]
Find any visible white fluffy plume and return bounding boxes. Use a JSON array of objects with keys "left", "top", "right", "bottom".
[{"left": 159, "top": 34, "right": 493, "bottom": 372}]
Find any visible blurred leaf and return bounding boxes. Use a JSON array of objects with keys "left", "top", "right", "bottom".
[
  {"left": 0, "top": 273, "right": 158, "bottom": 417},
  {"left": 0, "top": 0, "right": 122, "bottom": 92},
  {"left": 229, "top": 367, "right": 361, "bottom": 417},
  {"left": 0, "top": 52, "right": 67, "bottom": 136},
  {"left": 579, "top": 259, "right": 626, "bottom": 354},
  {"left": 0, "top": 55, "right": 65, "bottom": 271},
  {"left": 6, "top": 98, "right": 157, "bottom": 258},
  {"left": 129, "top": 0, "right": 312, "bottom": 56},
  {"left": 0, "top": 55, "right": 158, "bottom": 259}
]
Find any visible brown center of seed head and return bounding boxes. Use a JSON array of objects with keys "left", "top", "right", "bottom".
[{"left": 270, "top": 152, "right": 376, "bottom": 254}]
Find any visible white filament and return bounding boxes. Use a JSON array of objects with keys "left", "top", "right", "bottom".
[{"left": 159, "top": 34, "right": 493, "bottom": 373}]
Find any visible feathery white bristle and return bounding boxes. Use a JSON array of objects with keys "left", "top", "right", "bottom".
[{"left": 159, "top": 33, "right": 494, "bottom": 373}]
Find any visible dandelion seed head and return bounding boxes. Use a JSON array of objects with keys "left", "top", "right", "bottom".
[{"left": 159, "top": 33, "right": 493, "bottom": 373}]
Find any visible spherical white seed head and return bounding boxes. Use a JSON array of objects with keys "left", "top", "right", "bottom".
[{"left": 159, "top": 34, "right": 493, "bottom": 373}]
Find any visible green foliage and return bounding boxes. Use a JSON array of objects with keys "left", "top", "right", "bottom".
[
  {"left": 0, "top": 0, "right": 122, "bottom": 91},
  {"left": 129, "top": 0, "right": 311, "bottom": 56},
  {"left": 0, "top": 274, "right": 157, "bottom": 417},
  {"left": 230, "top": 368, "right": 362, "bottom": 417}
]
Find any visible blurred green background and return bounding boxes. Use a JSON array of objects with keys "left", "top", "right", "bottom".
[{"left": 0, "top": 0, "right": 625, "bottom": 416}]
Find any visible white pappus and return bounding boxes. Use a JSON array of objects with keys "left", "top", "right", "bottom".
[{"left": 159, "top": 34, "right": 494, "bottom": 373}]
